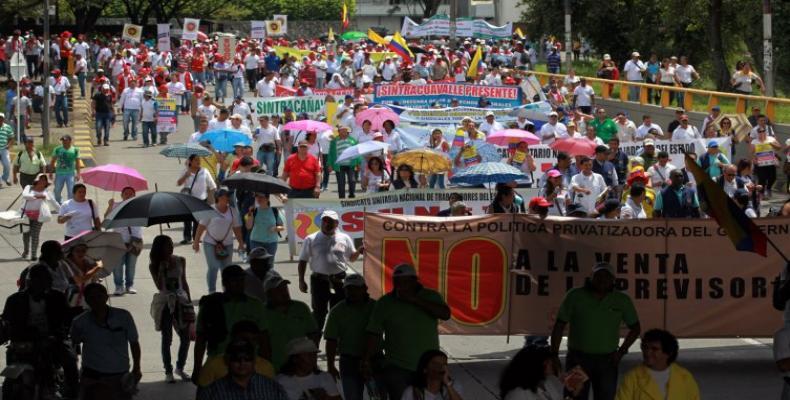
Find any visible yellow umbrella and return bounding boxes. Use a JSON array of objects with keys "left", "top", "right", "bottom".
[
  {"left": 392, "top": 149, "right": 452, "bottom": 174},
  {"left": 712, "top": 113, "right": 751, "bottom": 142}
]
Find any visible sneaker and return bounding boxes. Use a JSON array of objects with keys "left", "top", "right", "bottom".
[
  {"left": 165, "top": 373, "right": 176, "bottom": 383},
  {"left": 180, "top": 239, "right": 191, "bottom": 245},
  {"left": 113, "top": 287, "right": 125, "bottom": 296},
  {"left": 175, "top": 369, "right": 191, "bottom": 381},
  {"left": 126, "top": 286, "right": 138, "bottom": 294}
]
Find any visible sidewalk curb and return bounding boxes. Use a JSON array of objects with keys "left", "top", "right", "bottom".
[{"left": 72, "top": 85, "right": 96, "bottom": 167}]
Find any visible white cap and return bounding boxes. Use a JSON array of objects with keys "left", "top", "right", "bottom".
[
  {"left": 320, "top": 210, "right": 339, "bottom": 221},
  {"left": 631, "top": 51, "right": 640, "bottom": 57},
  {"left": 485, "top": 111, "right": 495, "bottom": 117},
  {"left": 286, "top": 337, "right": 319, "bottom": 357},
  {"left": 603, "top": 54, "right": 612, "bottom": 60}
]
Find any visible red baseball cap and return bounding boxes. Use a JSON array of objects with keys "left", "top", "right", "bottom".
[{"left": 528, "top": 197, "right": 552, "bottom": 209}]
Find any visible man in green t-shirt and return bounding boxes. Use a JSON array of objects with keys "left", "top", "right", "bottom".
[
  {"left": 49, "top": 134, "right": 81, "bottom": 204},
  {"left": 551, "top": 262, "right": 641, "bottom": 400},
  {"left": 325, "top": 274, "right": 377, "bottom": 400},
  {"left": 261, "top": 272, "right": 320, "bottom": 371},
  {"left": 193, "top": 265, "right": 271, "bottom": 384},
  {"left": 0, "top": 113, "right": 15, "bottom": 187},
  {"left": 588, "top": 108, "right": 619, "bottom": 143},
  {"left": 363, "top": 264, "right": 451, "bottom": 400}
]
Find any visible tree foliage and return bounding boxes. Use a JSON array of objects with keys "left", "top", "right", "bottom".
[{"left": 519, "top": 0, "right": 790, "bottom": 93}]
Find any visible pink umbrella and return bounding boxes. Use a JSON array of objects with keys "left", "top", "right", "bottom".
[
  {"left": 355, "top": 107, "right": 400, "bottom": 131},
  {"left": 486, "top": 129, "right": 541, "bottom": 147},
  {"left": 283, "top": 120, "right": 333, "bottom": 132},
  {"left": 82, "top": 164, "right": 149, "bottom": 192},
  {"left": 549, "top": 138, "right": 598, "bottom": 157}
]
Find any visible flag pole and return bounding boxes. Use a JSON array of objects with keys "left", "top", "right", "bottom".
[{"left": 767, "top": 236, "right": 789, "bottom": 264}]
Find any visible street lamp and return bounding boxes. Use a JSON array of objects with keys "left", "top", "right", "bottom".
[{"left": 9, "top": 51, "right": 27, "bottom": 145}]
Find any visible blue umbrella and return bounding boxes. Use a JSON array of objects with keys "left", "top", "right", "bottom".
[
  {"left": 200, "top": 129, "right": 252, "bottom": 153},
  {"left": 159, "top": 143, "right": 212, "bottom": 159},
  {"left": 449, "top": 162, "right": 527, "bottom": 186}
]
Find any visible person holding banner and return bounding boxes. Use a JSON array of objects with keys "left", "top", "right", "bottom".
[
  {"left": 615, "top": 329, "right": 700, "bottom": 400},
  {"left": 750, "top": 126, "right": 782, "bottom": 199},
  {"left": 428, "top": 129, "right": 450, "bottom": 189},
  {"left": 570, "top": 157, "right": 608, "bottom": 215},
  {"left": 298, "top": 210, "right": 362, "bottom": 335},
  {"left": 551, "top": 262, "right": 641, "bottom": 400},
  {"left": 363, "top": 264, "right": 451, "bottom": 400},
  {"left": 508, "top": 141, "right": 536, "bottom": 188},
  {"left": 361, "top": 157, "right": 390, "bottom": 194},
  {"left": 653, "top": 169, "right": 700, "bottom": 218},
  {"left": 283, "top": 141, "right": 322, "bottom": 199},
  {"left": 540, "top": 169, "right": 571, "bottom": 216}
]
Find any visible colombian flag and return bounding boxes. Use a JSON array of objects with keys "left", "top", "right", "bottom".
[
  {"left": 683, "top": 153, "right": 768, "bottom": 256},
  {"left": 342, "top": 3, "right": 349, "bottom": 29},
  {"left": 388, "top": 31, "right": 414, "bottom": 61},
  {"left": 466, "top": 45, "right": 482, "bottom": 78},
  {"left": 368, "top": 29, "right": 389, "bottom": 46}
]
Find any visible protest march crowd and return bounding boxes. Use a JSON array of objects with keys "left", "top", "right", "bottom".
[{"left": 0, "top": 19, "right": 789, "bottom": 400}]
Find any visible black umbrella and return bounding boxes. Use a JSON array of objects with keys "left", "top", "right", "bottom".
[
  {"left": 222, "top": 172, "right": 291, "bottom": 194},
  {"left": 102, "top": 192, "right": 219, "bottom": 229}
]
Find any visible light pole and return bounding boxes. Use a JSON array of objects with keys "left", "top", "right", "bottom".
[
  {"left": 43, "top": 0, "right": 51, "bottom": 146},
  {"left": 564, "top": 0, "right": 572, "bottom": 72},
  {"left": 763, "top": 0, "right": 774, "bottom": 96}
]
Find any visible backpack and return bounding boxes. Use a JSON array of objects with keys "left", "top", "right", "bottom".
[
  {"left": 16, "top": 150, "right": 44, "bottom": 170},
  {"left": 252, "top": 207, "right": 283, "bottom": 237},
  {"left": 699, "top": 153, "right": 723, "bottom": 173}
]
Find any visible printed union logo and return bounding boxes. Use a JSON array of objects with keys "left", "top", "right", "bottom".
[
  {"left": 127, "top": 27, "right": 138, "bottom": 35},
  {"left": 186, "top": 22, "right": 196, "bottom": 31}
]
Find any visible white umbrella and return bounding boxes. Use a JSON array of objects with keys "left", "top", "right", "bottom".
[
  {"left": 336, "top": 141, "right": 390, "bottom": 164},
  {"left": 61, "top": 231, "right": 127, "bottom": 276}
]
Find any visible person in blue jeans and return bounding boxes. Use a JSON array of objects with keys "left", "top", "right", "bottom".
[
  {"left": 91, "top": 84, "right": 114, "bottom": 146},
  {"left": 244, "top": 193, "right": 283, "bottom": 257},
  {"left": 105, "top": 187, "right": 141, "bottom": 296},
  {"left": 192, "top": 188, "right": 245, "bottom": 293},
  {"left": 49, "top": 135, "right": 80, "bottom": 204}
]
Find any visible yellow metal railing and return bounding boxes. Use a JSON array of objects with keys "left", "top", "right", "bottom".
[{"left": 529, "top": 71, "right": 790, "bottom": 122}]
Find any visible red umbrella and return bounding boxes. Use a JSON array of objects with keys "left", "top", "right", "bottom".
[
  {"left": 355, "top": 107, "right": 400, "bottom": 131},
  {"left": 549, "top": 137, "right": 598, "bottom": 157}
]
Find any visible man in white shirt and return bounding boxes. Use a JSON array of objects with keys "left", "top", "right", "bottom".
[
  {"left": 255, "top": 72, "right": 277, "bottom": 98},
  {"left": 570, "top": 156, "right": 607, "bottom": 214},
  {"left": 671, "top": 115, "right": 700, "bottom": 140},
  {"left": 197, "top": 96, "right": 218, "bottom": 122},
  {"left": 540, "top": 112, "right": 569, "bottom": 144},
  {"left": 50, "top": 69, "right": 71, "bottom": 127},
  {"left": 188, "top": 117, "right": 210, "bottom": 145},
  {"left": 243, "top": 50, "right": 260, "bottom": 92},
  {"left": 140, "top": 91, "right": 159, "bottom": 147},
  {"left": 229, "top": 114, "right": 253, "bottom": 139},
  {"left": 381, "top": 58, "right": 398, "bottom": 81},
  {"left": 297, "top": 210, "right": 363, "bottom": 333},
  {"left": 623, "top": 52, "right": 646, "bottom": 101},
  {"left": 572, "top": 78, "right": 595, "bottom": 114},
  {"left": 209, "top": 108, "right": 232, "bottom": 132},
  {"left": 482, "top": 67, "right": 502, "bottom": 86},
  {"left": 479, "top": 112, "right": 505, "bottom": 135},
  {"left": 614, "top": 112, "right": 637, "bottom": 142},
  {"left": 635, "top": 115, "right": 664, "bottom": 140},
  {"left": 313, "top": 53, "right": 328, "bottom": 89},
  {"left": 646, "top": 151, "right": 676, "bottom": 188},
  {"left": 230, "top": 96, "right": 252, "bottom": 126},
  {"left": 253, "top": 115, "right": 281, "bottom": 175},
  {"left": 118, "top": 79, "right": 143, "bottom": 141}
]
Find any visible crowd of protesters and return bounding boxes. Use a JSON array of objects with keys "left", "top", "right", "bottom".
[{"left": 0, "top": 24, "right": 788, "bottom": 400}]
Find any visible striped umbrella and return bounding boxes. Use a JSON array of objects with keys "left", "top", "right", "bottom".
[
  {"left": 449, "top": 162, "right": 527, "bottom": 186},
  {"left": 159, "top": 143, "right": 212, "bottom": 159}
]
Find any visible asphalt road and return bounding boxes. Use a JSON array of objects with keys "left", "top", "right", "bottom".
[{"left": 0, "top": 108, "right": 786, "bottom": 400}]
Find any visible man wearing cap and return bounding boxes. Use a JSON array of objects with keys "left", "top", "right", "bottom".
[
  {"left": 198, "top": 338, "right": 288, "bottom": 400},
  {"left": 639, "top": 139, "right": 658, "bottom": 170},
  {"left": 229, "top": 113, "right": 253, "bottom": 139},
  {"left": 540, "top": 111, "right": 569, "bottom": 145},
  {"left": 623, "top": 52, "right": 646, "bottom": 102},
  {"left": 325, "top": 274, "right": 376, "bottom": 400},
  {"left": 140, "top": 90, "right": 159, "bottom": 147},
  {"left": 653, "top": 169, "right": 700, "bottom": 218},
  {"left": 49, "top": 135, "right": 81, "bottom": 204},
  {"left": 298, "top": 210, "right": 362, "bottom": 333},
  {"left": 193, "top": 265, "right": 271, "bottom": 384},
  {"left": 261, "top": 272, "right": 320, "bottom": 370},
  {"left": 118, "top": 78, "right": 143, "bottom": 141},
  {"left": 243, "top": 248, "right": 275, "bottom": 302},
  {"left": 196, "top": 321, "right": 277, "bottom": 389},
  {"left": 363, "top": 263, "right": 451, "bottom": 400},
  {"left": 700, "top": 105, "right": 722, "bottom": 134},
  {"left": 646, "top": 151, "right": 676, "bottom": 188},
  {"left": 91, "top": 84, "right": 115, "bottom": 146},
  {"left": 592, "top": 145, "right": 618, "bottom": 188},
  {"left": 551, "top": 262, "right": 641, "bottom": 400},
  {"left": 50, "top": 68, "right": 71, "bottom": 127},
  {"left": 479, "top": 111, "right": 505, "bottom": 135},
  {"left": 698, "top": 140, "right": 729, "bottom": 179},
  {"left": 283, "top": 140, "right": 322, "bottom": 199},
  {"left": 671, "top": 114, "right": 700, "bottom": 140},
  {"left": 13, "top": 137, "right": 46, "bottom": 187}
]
